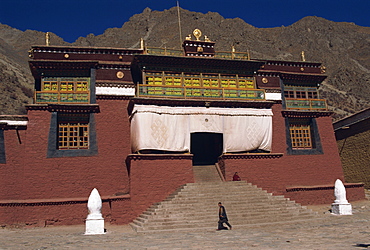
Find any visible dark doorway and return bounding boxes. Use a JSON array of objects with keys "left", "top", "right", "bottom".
[{"left": 191, "top": 132, "right": 223, "bottom": 165}]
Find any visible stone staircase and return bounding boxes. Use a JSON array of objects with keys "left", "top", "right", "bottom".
[
  {"left": 130, "top": 180, "right": 318, "bottom": 232},
  {"left": 193, "top": 165, "right": 222, "bottom": 182}
]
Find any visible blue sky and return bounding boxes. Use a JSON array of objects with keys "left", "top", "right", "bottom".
[{"left": 1, "top": 0, "right": 369, "bottom": 43}]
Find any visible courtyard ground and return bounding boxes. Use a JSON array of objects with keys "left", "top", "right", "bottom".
[{"left": 1, "top": 200, "right": 370, "bottom": 249}]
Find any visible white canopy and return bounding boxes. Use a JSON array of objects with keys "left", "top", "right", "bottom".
[{"left": 131, "top": 105, "right": 273, "bottom": 153}]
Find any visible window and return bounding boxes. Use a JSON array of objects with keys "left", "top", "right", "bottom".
[
  {"left": 238, "top": 76, "right": 255, "bottom": 89},
  {"left": 184, "top": 74, "right": 201, "bottom": 87},
  {"left": 284, "top": 86, "right": 318, "bottom": 99},
  {"left": 37, "top": 77, "right": 90, "bottom": 104},
  {"left": 58, "top": 114, "right": 89, "bottom": 150},
  {"left": 284, "top": 86, "right": 325, "bottom": 110},
  {"left": 146, "top": 72, "right": 163, "bottom": 85},
  {"left": 143, "top": 72, "right": 255, "bottom": 89},
  {"left": 286, "top": 118, "right": 323, "bottom": 155},
  {"left": 47, "top": 112, "right": 97, "bottom": 158},
  {"left": 289, "top": 122, "right": 312, "bottom": 149}
]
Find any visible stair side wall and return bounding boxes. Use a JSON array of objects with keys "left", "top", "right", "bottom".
[{"left": 128, "top": 155, "right": 194, "bottom": 218}]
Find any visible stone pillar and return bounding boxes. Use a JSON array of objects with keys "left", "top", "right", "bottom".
[
  {"left": 85, "top": 188, "right": 105, "bottom": 235},
  {"left": 331, "top": 179, "right": 352, "bottom": 215}
]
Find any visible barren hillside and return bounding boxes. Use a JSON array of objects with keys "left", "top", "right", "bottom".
[{"left": 0, "top": 7, "right": 369, "bottom": 120}]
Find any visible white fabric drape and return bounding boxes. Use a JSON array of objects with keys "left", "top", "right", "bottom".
[
  {"left": 223, "top": 116, "right": 272, "bottom": 152},
  {"left": 131, "top": 105, "right": 273, "bottom": 153}
]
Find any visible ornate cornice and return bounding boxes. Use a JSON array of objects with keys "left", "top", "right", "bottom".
[
  {"left": 96, "top": 95, "right": 132, "bottom": 100},
  {"left": 29, "top": 60, "right": 98, "bottom": 69},
  {"left": 31, "top": 45, "right": 142, "bottom": 56},
  {"left": 133, "top": 54, "right": 265, "bottom": 74},
  {"left": 265, "top": 89, "right": 281, "bottom": 93},
  {"left": 221, "top": 153, "right": 284, "bottom": 160},
  {"left": 26, "top": 104, "right": 100, "bottom": 113},
  {"left": 128, "top": 98, "right": 276, "bottom": 114},
  {"left": 127, "top": 153, "right": 193, "bottom": 161},
  {"left": 98, "top": 62, "right": 131, "bottom": 70},
  {"left": 286, "top": 183, "right": 364, "bottom": 192},
  {"left": 264, "top": 60, "right": 322, "bottom": 68},
  {"left": 282, "top": 110, "right": 333, "bottom": 118},
  {"left": 280, "top": 72, "right": 327, "bottom": 84},
  {"left": 95, "top": 81, "right": 134, "bottom": 88}
]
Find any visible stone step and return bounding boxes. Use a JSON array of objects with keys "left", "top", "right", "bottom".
[
  {"left": 131, "top": 213, "right": 316, "bottom": 232},
  {"left": 150, "top": 196, "right": 296, "bottom": 209},
  {"left": 137, "top": 208, "right": 314, "bottom": 223},
  {"left": 163, "top": 195, "right": 288, "bottom": 203},
  {"left": 145, "top": 205, "right": 298, "bottom": 216},
  {"left": 193, "top": 165, "right": 222, "bottom": 182},
  {"left": 167, "top": 189, "right": 269, "bottom": 196},
  {"left": 140, "top": 208, "right": 311, "bottom": 222},
  {"left": 131, "top": 181, "right": 317, "bottom": 232}
]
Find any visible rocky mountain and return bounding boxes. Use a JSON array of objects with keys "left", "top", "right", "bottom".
[{"left": 1, "top": 7, "right": 369, "bottom": 120}]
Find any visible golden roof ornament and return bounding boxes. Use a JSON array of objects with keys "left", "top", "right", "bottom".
[
  {"left": 193, "top": 29, "right": 202, "bottom": 41},
  {"left": 140, "top": 38, "right": 144, "bottom": 50},
  {"left": 301, "top": 51, "right": 306, "bottom": 62},
  {"left": 204, "top": 35, "right": 211, "bottom": 42},
  {"left": 45, "top": 32, "right": 50, "bottom": 46},
  {"left": 320, "top": 65, "right": 326, "bottom": 73},
  {"left": 185, "top": 34, "right": 192, "bottom": 40}
]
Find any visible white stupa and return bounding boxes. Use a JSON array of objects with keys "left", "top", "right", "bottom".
[
  {"left": 85, "top": 188, "right": 105, "bottom": 234},
  {"left": 331, "top": 179, "right": 352, "bottom": 215}
]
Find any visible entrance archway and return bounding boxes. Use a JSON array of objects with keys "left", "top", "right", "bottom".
[{"left": 190, "top": 132, "right": 223, "bottom": 165}]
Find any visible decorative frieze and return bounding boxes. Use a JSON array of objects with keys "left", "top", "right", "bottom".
[
  {"left": 221, "top": 153, "right": 283, "bottom": 160},
  {"left": 127, "top": 154, "right": 193, "bottom": 161},
  {"left": 26, "top": 104, "right": 100, "bottom": 113}
]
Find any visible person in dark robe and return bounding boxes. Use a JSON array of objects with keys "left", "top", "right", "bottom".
[
  {"left": 232, "top": 172, "right": 241, "bottom": 181},
  {"left": 217, "top": 202, "right": 232, "bottom": 230}
]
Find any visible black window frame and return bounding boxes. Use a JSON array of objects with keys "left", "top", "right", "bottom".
[
  {"left": 47, "top": 112, "right": 98, "bottom": 158},
  {"left": 285, "top": 117, "right": 323, "bottom": 155}
]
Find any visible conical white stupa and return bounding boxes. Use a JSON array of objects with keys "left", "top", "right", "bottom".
[{"left": 85, "top": 188, "right": 105, "bottom": 235}]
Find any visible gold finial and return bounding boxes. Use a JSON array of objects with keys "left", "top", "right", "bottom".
[
  {"left": 301, "top": 51, "right": 306, "bottom": 62},
  {"left": 204, "top": 35, "right": 211, "bottom": 42},
  {"left": 193, "top": 29, "right": 202, "bottom": 41},
  {"left": 140, "top": 38, "right": 144, "bottom": 50},
  {"left": 320, "top": 65, "right": 326, "bottom": 73},
  {"left": 28, "top": 49, "right": 34, "bottom": 58},
  {"left": 185, "top": 34, "right": 192, "bottom": 40},
  {"left": 45, "top": 32, "right": 50, "bottom": 46},
  {"left": 231, "top": 46, "right": 235, "bottom": 59},
  {"left": 247, "top": 49, "right": 251, "bottom": 60},
  {"left": 140, "top": 38, "right": 147, "bottom": 54}
]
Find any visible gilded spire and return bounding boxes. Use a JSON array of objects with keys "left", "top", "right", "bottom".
[
  {"left": 301, "top": 51, "right": 306, "bottom": 62},
  {"left": 45, "top": 32, "right": 50, "bottom": 46}
]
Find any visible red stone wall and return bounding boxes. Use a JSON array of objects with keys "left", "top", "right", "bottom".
[
  {"left": 221, "top": 104, "right": 364, "bottom": 205},
  {"left": 128, "top": 155, "right": 194, "bottom": 218},
  {"left": 0, "top": 100, "right": 364, "bottom": 226},
  {"left": 285, "top": 184, "right": 365, "bottom": 205},
  {"left": 0, "top": 199, "right": 132, "bottom": 226},
  {"left": 0, "top": 129, "right": 26, "bottom": 200},
  {"left": 0, "top": 99, "right": 134, "bottom": 226}
]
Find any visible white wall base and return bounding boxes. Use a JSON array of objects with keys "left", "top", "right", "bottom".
[
  {"left": 331, "top": 203, "right": 352, "bottom": 215},
  {"left": 85, "top": 218, "right": 105, "bottom": 235}
]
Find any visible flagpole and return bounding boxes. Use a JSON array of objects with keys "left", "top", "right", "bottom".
[{"left": 177, "top": 1, "right": 183, "bottom": 49}]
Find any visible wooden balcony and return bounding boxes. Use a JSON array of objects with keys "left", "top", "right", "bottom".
[
  {"left": 136, "top": 84, "right": 265, "bottom": 101},
  {"left": 285, "top": 98, "right": 327, "bottom": 111},
  {"left": 35, "top": 91, "right": 90, "bottom": 104}
]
